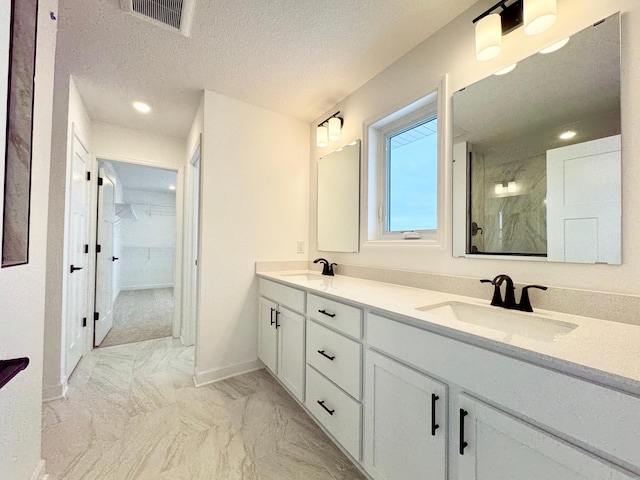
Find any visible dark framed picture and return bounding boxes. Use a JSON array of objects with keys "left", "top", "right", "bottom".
[{"left": 1, "top": 0, "right": 38, "bottom": 267}]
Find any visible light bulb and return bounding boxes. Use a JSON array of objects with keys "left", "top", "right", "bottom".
[
  {"left": 316, "top": 125, "right": 328, "bottom": 147},
  {"left": 524, "top": 0, "right": 557, "bottom": 36},
  {"left": 328, "top": 116, "right": 342, "bottom": 141},
  {"left": 476, "top": 13, "right": 502, "bottom": 62}
]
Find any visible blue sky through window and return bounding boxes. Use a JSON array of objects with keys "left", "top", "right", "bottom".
[{"left": 388, "top": 118, "right": 437, "bottom": 231}]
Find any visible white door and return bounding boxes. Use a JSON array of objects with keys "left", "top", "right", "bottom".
[
  {"left": 547, "top": 135, "right": 621, "bottom": 264},
  {"left": 65, "top": 134, "right": 90, "bottom": 377},
  {"left": 94, "top": 167, "right": 115, "bottom": 346},
  {"left": 187, "top": 153, "right": 200, "bottom": 345},
  {"left": 277, "top": 306, "right": 304, "bottom": 401},
  {"left": 364, "top": 350, "right": 446, "bottom": 480},
  {"left": 458, "top": 394, "right": 627, "bottom": 480},
  {"left": 258, "top": 297, "right": 278, "bottom": 373}
]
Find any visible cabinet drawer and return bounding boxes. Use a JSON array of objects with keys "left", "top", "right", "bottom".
[
  {"left": 307, "top": 293, "right": 362, "bottom": 339},
  {"left": 307, "top": 320, "right": 362, "bottom": 400},
  {"left": 306, "top": 365, "right": 362, "bottom": 461},
  {"left": 367, "top": 312, "right": 640, "bottom": 469},
  {"left": 259, "top": 279, "right": 305, "bottom": 313}
]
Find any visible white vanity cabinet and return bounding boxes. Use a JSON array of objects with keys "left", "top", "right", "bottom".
[
  {"left": 258, "top": 280, "right": 305, "bottom": 401},
  {"left": 365, "top": 312, "right": 640, "bottom": 480},
  {"left": 304, "top": 293, "right": 364, "bottom": 461},
  {"left": 364, "top": 350, "right": 446, "bottom": 480},
  {"left": 457, "top": 394, "right": 636, "bottom": 480}
]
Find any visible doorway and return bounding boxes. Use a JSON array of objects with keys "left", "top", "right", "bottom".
[{"left": 94, "top": 160, "right": 178, "bottom": 348}]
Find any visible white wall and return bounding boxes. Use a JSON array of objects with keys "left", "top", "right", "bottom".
[
  {"left": 92, "top": 121, "right": 185, "bottom": 167},
  {"left": 119, "top": 189, "right": 176, "bottom": 290},
  {"left": 310, "top": 0, "right": 640, "bottom": 297},
  {"left": 0, "top": 2, "right": 58, "bottom": 478},
  {"left": 195, "top": 91, "right": 309, "bottom": 384}
]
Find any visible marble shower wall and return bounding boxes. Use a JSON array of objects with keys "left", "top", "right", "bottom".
[{"left": 471, "top": 149, "right": 547, "bottom": 255}]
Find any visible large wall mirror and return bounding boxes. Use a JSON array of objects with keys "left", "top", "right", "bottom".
[
  {"left": 317, "top": 140, "right": 360, "bottom": 253},
  {"left": 452, "top": 14, "right": 621, "bottom": 264}
]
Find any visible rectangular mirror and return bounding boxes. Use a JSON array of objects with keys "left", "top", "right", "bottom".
[
  {"left": 452, "top": 14, "right": 621, "bottom": 264},
  {"left": 317, "top": 140, "right": 360, "bottom": 253}
]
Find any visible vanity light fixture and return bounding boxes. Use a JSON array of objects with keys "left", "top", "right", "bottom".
[
  {"left": 473, "top": 0, "right": 557, "bottom": 62},
  {"left": 495, "top": 181, "right": 518, "bottom": 195},
  {"left": 539, "top": 37, "right": 569, "bottom": 54},
  {"left": 316, "top": 111, "right": 343, "bottom": 147},
  {"left": 559, "top": 130, "right": 576, "bottom": 140},
  {"left": 132, "top": 101, "right": 151, "bottom": 113},
  {"left": 494, "top": 63, "right": 518, "bottom": 75}
]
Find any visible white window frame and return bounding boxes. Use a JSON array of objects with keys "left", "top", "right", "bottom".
[{"left": 365, "top": 85, "right": 444, "bottom": 245}]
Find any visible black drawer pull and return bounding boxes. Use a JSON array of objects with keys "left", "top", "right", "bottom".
[
  {"left": 317, "top": 350, "right": 335, "bottom": 361},
  {"left": 318, "top": 309, "right": 336, "bottom": 318},
  {"left": 275, "top": 310, "right": 280, "bottom": 329},
  {"left": 460, "top": 408, "right": 468, "bottom": 455},
  {"left": 431, "top": 394, "right": 440, "bottom": 436},
  {"left": 270, "top": 307, "right": 275, "bottom": 326},
  {"left": 317, "top": 400, "right": 335, "bottom": 415}
]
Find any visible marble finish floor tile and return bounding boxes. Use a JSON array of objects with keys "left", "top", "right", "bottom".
[{"left": 42, "top": 337, "right": 366, "bottom": 479}]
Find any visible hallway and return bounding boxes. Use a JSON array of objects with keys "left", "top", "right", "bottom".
[{"left": 41, "top": 338, "right": 364, "bottom": 479}]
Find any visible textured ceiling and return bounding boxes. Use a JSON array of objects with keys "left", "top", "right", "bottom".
[{"left": 55, "top": 0, "right": 478, "bottom": 139}]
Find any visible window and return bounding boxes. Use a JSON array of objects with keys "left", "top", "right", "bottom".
[
  {"left": 387, "top": 117, "right": 438, "bottom": 232},
  {"left": 367, "top": 90, "right": 441, "bottom": 243}
]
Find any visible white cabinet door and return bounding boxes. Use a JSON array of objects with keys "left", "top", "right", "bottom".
[
  {"left": 258, "top": 297, "right": 278, "bottom": 373},
  {"left": 458, "top": 394, "right": 625, "bottom": 480},
  {"left": 278, "top": 306, "right": 305, "bottom": 401},
  {"left": 364, "top": 350, "right": 446, "bottom": 480}
]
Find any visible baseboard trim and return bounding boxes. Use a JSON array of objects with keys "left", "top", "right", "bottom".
[
  {"left": 194, "top": 359, "right": 263, "bottom": 387},
  {"left": 120, "top": 284, "right": 173, "bottom": 291},
  {"left": 30, "top": 459, "right": 47, "bottom": 480},
  {"left": 42, "top": 379, "right": 68, "bottom": 402}
]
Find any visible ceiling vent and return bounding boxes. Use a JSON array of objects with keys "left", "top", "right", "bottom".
[{"left": 120, "top": 0, "right": 195, "bottom": 37}]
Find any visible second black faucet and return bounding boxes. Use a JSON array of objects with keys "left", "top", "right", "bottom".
[
  {"left": 480, "top": 274, "right": 547, "bottom": 312},
  {"left": 314, "top": 258, "right": 337, "bottom": 276}
]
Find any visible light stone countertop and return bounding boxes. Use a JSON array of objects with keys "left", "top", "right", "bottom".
[{"left": 257, "top": 270, "right": 640, "bottom": 396}]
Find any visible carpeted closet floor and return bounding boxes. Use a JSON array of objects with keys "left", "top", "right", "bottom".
[{"left": 100, "top": 288, "right": 174, "bottom": 347}]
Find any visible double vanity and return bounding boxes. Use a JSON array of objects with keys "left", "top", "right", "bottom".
[{"left": 256, "top": 269, "right": 640, "bottom": 480}]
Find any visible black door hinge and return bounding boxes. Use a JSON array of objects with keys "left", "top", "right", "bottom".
[
  {"left": 82, "top": 317, "right": 87, "bottom": 327},
  {"left": 94, "top": 312, "right": 99, "bottom": 321},
  {"left": 84, "top": 244, "right": 89, "bottom": 254},
  {"left": 98, "top": 177, "right": 104, "bottom": 186},
  {"left": 86, "top": 172, "right": 91, "bottom": 181},
  {"left": 96, "top": 244, "right": 102, "bottom": 253}
]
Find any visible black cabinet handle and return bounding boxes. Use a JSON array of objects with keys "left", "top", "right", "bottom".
[
  {"left": 275, "top": 310, "right": 280, "bottom": 329},
  {"left": 459, "top": 409, "right": 469, "bottom": 455},
  {"left": 317, "top": 350, "right": 335, "bottom": 361},
  {"left": 318, "top": 309, "right": 336, "bottom": 318},
  {"left": 270, "top": 307, "right": 275, "bottom": 326},
  {"left": 317, "top": 400, "right": 335, "bottom": 415},
  {"left": 431, "top": 394, "right": 440, "bottom": 436},
  {"left": 70, "top": 265, "right": 83, "bottom": 273}
]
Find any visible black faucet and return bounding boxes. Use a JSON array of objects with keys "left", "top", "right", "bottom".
[
  {"left": 313, "top": 258, "right": 337, "bottom": 276},
  {"left": 480, "top": 274, "right": 547, "bottom": 312}
]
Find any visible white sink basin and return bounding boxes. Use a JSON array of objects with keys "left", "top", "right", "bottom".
[
  {"left": 416, "top": 301, "right": 577, "bottom": 342},
  {"left": 280, "top": 273, "right": 326, "bottom": 282}
]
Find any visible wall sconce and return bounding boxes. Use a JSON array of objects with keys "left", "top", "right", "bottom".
[
  {"left": 473, "top": 0, "right": 557, "bottom": 62},
  {"left": 316, "top": 111, "right": 343, "bottom": 147},
  {"left": 495, "top": 181, "right": 518, "bottom": 195}
]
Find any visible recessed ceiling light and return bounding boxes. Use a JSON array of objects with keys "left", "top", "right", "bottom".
[
  {"left": 539, "top": 37, "right": 570, "bottom": 54},
  {"left": 168, "top": 185, "right": 176, "bottom": 191},
  {"left": 559, "top": 131, "right": 576, "bottom": 140},
  {"left": 133, "top": 101, "right": 151, "bottom": 113},
  {"left": 494, "top": 63, "right": 517, "bottom": 76}
]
